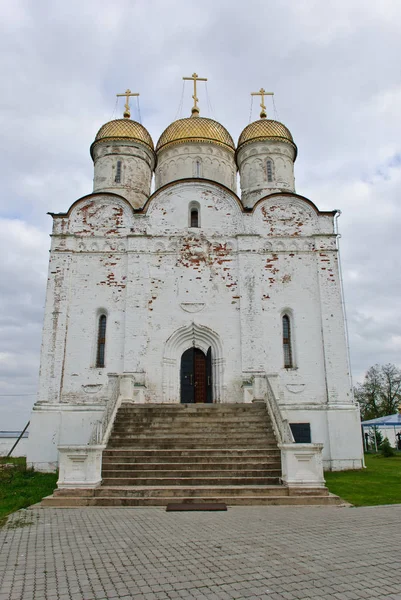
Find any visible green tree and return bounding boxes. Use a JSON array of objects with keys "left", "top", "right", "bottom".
[
  {"left": 355, "top": 363, "right": 401, "bottom": 421},
  {"left": 380, "top": 437, "right": 395, "bottom": 457}
]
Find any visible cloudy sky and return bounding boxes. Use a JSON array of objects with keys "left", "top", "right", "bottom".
[{"left": 1, "top": 0, "right": 400, "bottom": 428}]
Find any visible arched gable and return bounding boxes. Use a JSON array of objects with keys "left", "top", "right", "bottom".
[
  {"left": 144, "top": 180, "right": 244, "bottom": 235},
  {"left": 253, "top": 194, "right": 332, "bottom": 237},
  {"left": 50, "top": 193, "right": 134, "bottom": 236},
  {"left": 252, "top": 191, "right": 334, "bottom": 216},
  {"left": 142, "top": 177, "right": 243, "bottom": 213}
]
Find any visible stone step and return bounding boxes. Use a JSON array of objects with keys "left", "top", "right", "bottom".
[
  {"left": 111, "top": 431, "right": 273, "bottom": 438},
  {"left": 100, "top": 476, "right": 281, "bottom": 486},
  {"left": 108, "top": 441, "right": 276, "bottom": 449},
  {"left": 115, "top": 410, "right": 267, "bottom": 417},
  {"left": 117, "top": 404, "right": 267, "bottom": 411},
  {"left": 42, "top": 494, "right": 342, "bottom": 507},
  {"left": 110, "top": 433, "right": 275, "bottom": 448},
  {"left": 109, "top": 432, "right": 275, "bottom": 440},
  {"left": 111, "top": 423, "right": 273, "bottom": 431},
  {"left": 114, "top": 413, "right": 268, "bottom": 420},
  {"left": 101, "top": 461, "right": 281, "bottom": 470},
  {"left": 117, "top": 404, "right": 268, "bottom": 419},
  {"left": 115, "top": 413, "right": 269, "bottom": 420},
  {"left": 103, "top": 456, "right": 281, "bottom": 471},
  {"left": 103, "top": 448, "right": 280, "bottom": 458},
  {"left": 101, "top": 473, "right": 282, "bottom": 482},
  {"left": 101, "top": 469, "right": 281, "bottom": 478},
  {"left": 54, "top": 485, "right": 296, "bottom": 498},
  {"left": 112, "top": 429, "right": 273, "bottom": 436}
]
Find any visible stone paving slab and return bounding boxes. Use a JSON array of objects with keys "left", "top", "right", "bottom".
[{"left": 0, "top": 505, "right": 400, "bottom": 600}]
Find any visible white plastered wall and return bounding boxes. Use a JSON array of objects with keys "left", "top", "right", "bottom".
[{"left": 28, "top": 182, "right": 363, "bottom": 470}]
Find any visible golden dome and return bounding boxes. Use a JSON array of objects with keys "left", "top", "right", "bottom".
[
  {"left": 90, "top": 118, "right": 154, "bottom": 158},
  {"left": 156, "top": 116, "right": 235, "bottom": 154},
  {"left": 237, "top": 119, "right": 297, "bottom": 158}
]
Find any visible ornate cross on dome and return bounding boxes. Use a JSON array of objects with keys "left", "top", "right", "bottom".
[
  {"left": 251, "top": 88, "right": 274, "bottom": 119},
  {"left": 116, "top": 89, "right": 139, "bottom": 119},
  {"left": 183, "top": 72, "right": 207, "bottom": 117}
]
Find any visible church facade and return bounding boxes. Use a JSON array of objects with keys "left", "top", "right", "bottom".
[{"left": 27, "top": 85, "right": 363, "bottom": 474}]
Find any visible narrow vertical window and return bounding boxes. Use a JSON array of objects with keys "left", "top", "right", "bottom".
[
  {"left": 267, "top": 160, "right": 273, "bottom": 182},
  {"left": 96, "top": 315, "right": 107, "bottom": 368},
  {"left": 195, "top": 159, "right": 202, "bottom": 177},
  {"left": 283, "top": 314, "right": 293, "bottom": 368},
  {"left": 191, "top": 209, "right": 199, "bottom": 228},
  {"left": 115, "top": 161, "right": 122, "bottom": 183}
]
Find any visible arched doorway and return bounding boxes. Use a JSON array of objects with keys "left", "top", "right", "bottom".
[
  {"left": 163, "top": 323, "right": 224, "bottom": 403},
  {"left": 180, "top": 347, "right": 212, "bottom": 403}
]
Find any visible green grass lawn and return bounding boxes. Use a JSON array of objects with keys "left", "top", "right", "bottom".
[
  {"left": 325, "top": 453, "right": 401, "bottom": 506},
  {"left": 0, "top": 457, "right": 57, "bottom": 525}
]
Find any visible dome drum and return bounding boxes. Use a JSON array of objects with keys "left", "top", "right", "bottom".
[
  {"left": 236, "top": 119, "right": 297, "bottom": 208},
  {"left": 155, "top": 116, "right": 237, "bottom": 192},
  {"left": 90, "top": 112, "right": 297, "bottom": 205},
  {"left": 91, "top": 118, "right": 155, "bottom": 209}
]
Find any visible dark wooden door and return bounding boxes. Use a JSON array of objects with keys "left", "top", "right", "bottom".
[
  {"left": 194, "top": 349, "right": 206, "bottom": 403},
  {"left": 181, "top": 348, "right": 195, "bottom": 404},
  {"left": 206, "top": 346, "right": 212, "bottom": 403},
  {"left": 180, "top": 347, "right": 212, "bottom": 404}
]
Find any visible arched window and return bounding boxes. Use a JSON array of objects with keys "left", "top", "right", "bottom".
[
  {"left": 115, "top": 161, "right": 122, "bottom": 183},
  {"left": 188, "top": 201, "right": 201, "bottom": 228},
  {"left": 282, "top": 314, "right": 293, "bottom": 368},
  {"left": 96, "top": 315, "right": 107, "bottom": 368},
  {"left": 267, "top": 160, "right": 273, "bottom": 182},
  {"left": 190, "top": 208, "right": 199, "bottom": 227}
]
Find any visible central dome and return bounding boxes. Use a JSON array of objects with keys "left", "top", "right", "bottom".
[{"left": 156, "top": 117, "right": 235, "bottom": 154}]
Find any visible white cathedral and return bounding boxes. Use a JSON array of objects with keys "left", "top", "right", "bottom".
[{"left": 27, "top": 78, "right": 363, "bottom": 492}]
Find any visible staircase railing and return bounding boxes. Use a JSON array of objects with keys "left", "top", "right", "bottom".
[
  {"left": 89, "top": 374, "right": 120, "bottom": 445},
  {"left": 264, "top": 376, "right": 294, "bottom": 444},
  {"left": 258, "top": 373, "right": 325, "bottom": 489}
]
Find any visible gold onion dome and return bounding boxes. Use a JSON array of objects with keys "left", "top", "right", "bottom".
[
  {"left": 90, "top": 118, "right": 154, "bottom": 158},
  {"left": 156, "top": 117, "right": 235, "bottom": 154},
  {"left": 237, "top": 119, "right": 297, "bottom": 159}
]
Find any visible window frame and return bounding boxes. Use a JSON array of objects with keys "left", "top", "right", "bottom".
[
  {"left": 190, "top": 208, "right": 199, "bottom": 228},
  {"left": 115, "top": 160, "right": 122, "bottom": 184},
  {"left": 96, "top": 314, "right": 107, "bottom": 368},
  {"left": 188, "top": 201, "right": 201, "bottom": 228},
  {"left": 282, "top": 313, "right": 294, "bottom": 369},
  {"left": 266, "top": 159, "right": 274, "bottom": 183},
  {"left": 194, "top": 158, "right": 202, "bottom": 178}
]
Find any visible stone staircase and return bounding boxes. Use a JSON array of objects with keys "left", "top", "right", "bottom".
[{"left": 43, "top": 403, "right": 342, "bottom": 506}]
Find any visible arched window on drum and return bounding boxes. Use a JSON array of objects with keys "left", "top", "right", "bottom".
[
  {"left": 266, "top": 159, "right": 274, "bottom": 182},
  {"left": 115, "top": 160, "right": 122, "bottom": 183},
  {"left": 194, "top": 158, "right": 203, "bottom": 178}
]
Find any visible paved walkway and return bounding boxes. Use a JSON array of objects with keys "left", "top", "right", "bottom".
[{"left": 0, "top": 505, "right": 400, "bottom": 600}]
